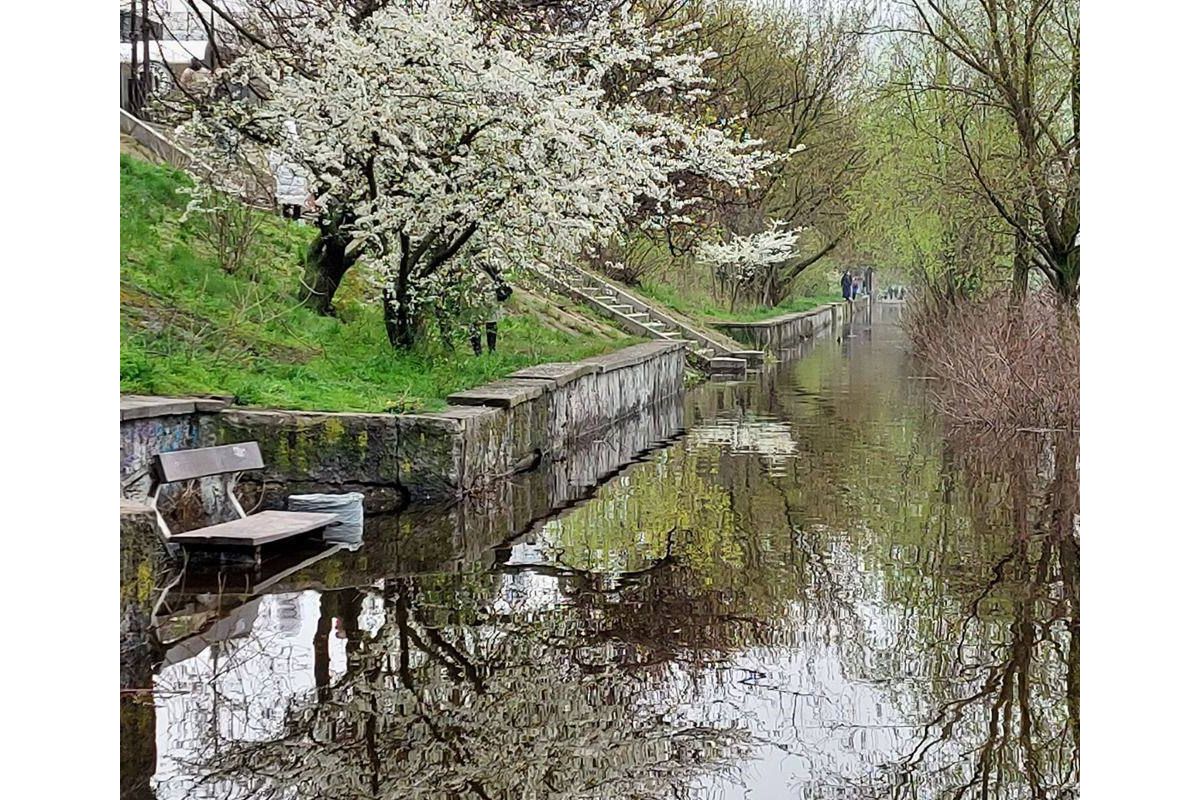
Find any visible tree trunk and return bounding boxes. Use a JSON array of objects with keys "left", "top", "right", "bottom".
[
  {"left": 383, "top": 268, "right": 416, "bottom": 349},
  {"left": 764, "top": 266, "right": 787, "bottom": 307},
  {"left": 1057, "top": 248, "right": 1080, "bottom": 307},
  {"left": 777, "top": 229, "right": 847, "bottom": 301},
  {"left": 1008, "top": 183, "right": 1035, "bottom": 307},
  {"left": 300, "top": 227, "right": 354, "bottom": 316},
  {"left": 1010, "top": 224, "right": 1030, "bottom": 306}
]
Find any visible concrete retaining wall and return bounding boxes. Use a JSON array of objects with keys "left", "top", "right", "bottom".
[
  {"left": 120, "top": 109, "right": 194, "bottom": 171},
  {"left": 120, "top": 341, "right": 687, "bottom": 511},
  {"left": 712, "top": 300, "right": 861, "bottom": 351}
]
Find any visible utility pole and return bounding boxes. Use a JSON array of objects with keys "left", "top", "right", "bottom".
[
  {"left": 128, "top": 0, "right": 139, "bottom": 115},
  {"left": 141, "top": 0, "right": 152, "bottom": 116}
]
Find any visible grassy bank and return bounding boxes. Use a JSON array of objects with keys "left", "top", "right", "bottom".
[
  {"left": 120, "top": 155, "right": 638, "bottom": 413},
  {"left": 638, "top": 280, "right": 843, "bottom": 324}
]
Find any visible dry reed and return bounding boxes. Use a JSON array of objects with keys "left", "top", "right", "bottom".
[{"left": 906, "top": 289, "right": 1079, "bottom": 432}]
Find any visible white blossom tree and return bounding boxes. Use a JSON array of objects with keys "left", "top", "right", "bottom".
[
  {"left": 696, "top": 221, "right": 802, "bottom": 309},
  {"left": 179, "top": 0, "right": 781, "bottom": 348}
]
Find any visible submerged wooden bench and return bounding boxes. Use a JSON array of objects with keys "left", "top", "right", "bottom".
[{"left": 149, "top": 442, "right": 338, "bottom": 554}]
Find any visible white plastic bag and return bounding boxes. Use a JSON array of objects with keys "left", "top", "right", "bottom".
[{"left": 287, "top": 492, "right": 364, "bottom": 546}]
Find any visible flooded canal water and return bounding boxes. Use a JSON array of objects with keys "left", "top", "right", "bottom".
[{"left": 122, "top": 304, "right": 1079, "bottom": 799}]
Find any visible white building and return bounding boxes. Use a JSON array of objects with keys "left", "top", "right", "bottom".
[{"left": 119, "top": 1, "right": 247, "bottom": 110}]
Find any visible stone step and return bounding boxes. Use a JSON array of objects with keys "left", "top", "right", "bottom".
[
  {"left": 627, "top": 312, "right": 650, "bottom": 322},
  {"left": 730, "top": 349, "right": 765, "bottom": 367},
  {"left": 706, "top": 356, "right": 748, "bottom": 375},
  {"left": 611, "top": 304, "right": 635, "bottom": 313},
  {"left": 661, "top": 330, "right": 683, "bottom": 338}
]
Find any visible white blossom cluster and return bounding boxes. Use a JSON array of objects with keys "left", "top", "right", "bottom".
[
  {"left": 696, "top": 220, "right": 802, "bottom": 286},
  {"left": 178, "top": 0, "right": 784, "bottom": 332}
]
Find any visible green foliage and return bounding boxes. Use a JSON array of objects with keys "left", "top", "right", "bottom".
[
  {"left": 592, "top": 0, "right": 870, "bottom": 318},
  {"left": 847, "top": 59, "right": 1015, "bottom": 300},
  {"left": 120, "top": 155, "right": 636, "bottom": 412}
]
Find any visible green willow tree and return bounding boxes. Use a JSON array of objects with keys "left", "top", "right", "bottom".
[
  {"left": 898, "top": 0, "right": 1080, "bottom": 305},
  {"left": 849, "top": 38, "right": 1017, "bottom": 303}
]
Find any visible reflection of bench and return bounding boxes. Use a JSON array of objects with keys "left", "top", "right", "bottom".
[{"left": 149, "top": 442, "right": 337, "bottom": 557}]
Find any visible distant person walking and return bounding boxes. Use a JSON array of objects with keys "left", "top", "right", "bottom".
[
  {"left": 851, "top": 277, "right": 861, "bottom": 300},
  {"left": 270, "top": 120, "right": 307, "bottom": 221},
  {"left": 471, "top": 282, "right": 513, "bottom": 356},
  {"left": 841, "top": 269, "right": 853, "bottom": 302}
]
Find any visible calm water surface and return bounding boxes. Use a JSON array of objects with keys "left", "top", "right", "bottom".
[{"left": 125, "top": 305, "right": 1079, "bottom": 799}]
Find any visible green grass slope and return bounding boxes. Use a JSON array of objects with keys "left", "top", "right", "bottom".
[{"left": 120, "top": 155, "right": 638, "bottom": 413}]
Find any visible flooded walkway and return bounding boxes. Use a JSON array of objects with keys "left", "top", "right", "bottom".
[{"left": 123, "top": 305, "right": 1079, "bottom": 799}]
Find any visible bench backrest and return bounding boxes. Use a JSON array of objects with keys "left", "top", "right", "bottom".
[{"left": 151, "top": 442, "right": 265, "bottom": 484}]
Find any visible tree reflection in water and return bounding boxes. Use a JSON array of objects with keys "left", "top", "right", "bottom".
[
  {"left": 145, "top": 312, "right": 1078, "bottom": 799},
  {"left": 155, "top": 567, "right": 753, "bottom": 800},
  {"left": 885, "top": 430, "right": 1080, "bottom": 800}
]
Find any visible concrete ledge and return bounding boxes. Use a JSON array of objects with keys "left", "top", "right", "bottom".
[
  {"left": 582, "top": 340, "right": 686, "bottom": 373},
  {"left": 121, "top": 339, "right": 687, "bottom": 505},
  {"left": 121, "top": 396, "right": 196, "bottom": 421},
  {"left": 713, "top": 304, "right": 836, "bottom": 329},
  {"left": 422, "top": 405, "right": 501, "bottom": 427},
  {"left": 729, "top": 350, "right": 766, "bottom": 367},
  {"left": 708, "top": 357, "right": 749, "bottom": 374},
  {"left": 446, "top": 378, "right": 555, "bottom": 408},
  {"left": 120, "top": 394, "right": 233, "bottom": 421},
  {"left": 194, "top": 396, "right": 235, "bottom": 412},
  {"left": 712, "top": 302, "right": 850, "bottom": 350},
  {"left": 508, "top": 362, "right": 600, "bottom": 388}
]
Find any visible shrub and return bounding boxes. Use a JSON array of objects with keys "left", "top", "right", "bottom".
[{"left": 906, "top": 290, "right": 1079, "bottom": 431}]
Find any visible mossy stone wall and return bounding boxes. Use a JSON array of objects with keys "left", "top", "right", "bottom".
[{"left": 121, "top": 341, "right": 688, "bottom": 511}]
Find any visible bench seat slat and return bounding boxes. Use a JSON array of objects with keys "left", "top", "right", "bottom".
[{"left": 168, "top": 511, "right": 338, "bottom": 547}]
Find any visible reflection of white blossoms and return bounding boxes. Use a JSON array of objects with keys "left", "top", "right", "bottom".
[
  {"left": 356, "top": 590, "right": 386, "bottom": 638},
  {"left": 492, "top": 570, "right": 564, "bottom": 616},
  {"left": 153, "top": 591, "right": 332, "bottom": 800},
  {"left": 689, "top": 418, "right": 799, "bottom": 463}
]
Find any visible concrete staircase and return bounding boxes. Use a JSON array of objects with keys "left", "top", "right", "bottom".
[{"left": 542, "top": 265, "right": 763, "bottom": 377}]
